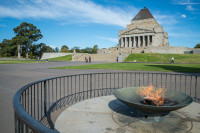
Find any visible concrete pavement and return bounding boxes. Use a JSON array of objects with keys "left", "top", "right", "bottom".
[
  {"left": 0, "top": 61, "right": 131, "bottom": 133},
  {"left": 0, "top": 61, "right": 199, "bottom": 133}
]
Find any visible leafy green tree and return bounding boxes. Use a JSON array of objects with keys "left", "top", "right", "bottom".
[
  {"left": 30, "top": 52, "right": 33, "bottom": 59},
  {"left": 70, "top": 46, "right": 80, "bottom": 53},
  {"left": 0, "top": 39, "right": 17, "bottom": 57},
  {"left": 55, "top": 47, "right": 59, "bottom": 53},
  {"left": 61, "top": 45, "right": 69, "bottom": 53},
  {"left": 92, "top": 45, "right": 98, "bottom": 54},
  {"left": 42, "top": 45, "right": 55, "bottom": 53},
  {"left": 30, "top": 44, "right": 38, "bottom": 59},
  {"left": 194, "top": 43, "right": 200, "bottom": 48},
  {"left": 13, "top": 22, "right": 43, "bottom": 60},
  {"left": 85, "top": 47, "right": 92, "bottom": 53},
  {"left": 37, "top": 43, "right": 46, "bottom": 59}
]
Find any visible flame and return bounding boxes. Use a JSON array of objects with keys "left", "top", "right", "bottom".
[{"left": 137, "top": 85, "right": 167, "bottom": 106}]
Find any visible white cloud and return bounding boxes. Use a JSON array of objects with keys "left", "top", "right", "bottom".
[
  {"left": 0, "top": 0, "right": 134, "bottom": 27},
  {"left": 0, "top": 0, "right": 177, "bottom": 28},
  {"left": 172, "top": 0, "right": 200, "bottom": 5},
  {"left": 181, "top": 14, "right": 186, "bottom": 18},
  {"left": 186, "top": 5, "right": 195, "bottom": 10},
  {"left": 96, "top": 36, "right": 118, "bottom": 43}
]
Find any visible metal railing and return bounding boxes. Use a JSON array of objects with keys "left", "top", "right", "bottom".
[{"left": 13, "top": 72, "right": 200, "bottom": 133}]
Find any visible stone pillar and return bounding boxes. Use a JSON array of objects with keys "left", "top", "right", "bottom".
[
  {"left": 152, "top": 36, "right": 154, "bottom": 46},
  {"left": 147, "top": 36, "right": 150, "bottom": 46},
  {"left": 138, "top": 36, "right": 141, "bottom": 47},
  {"left": 136, "top": 36, "right": 138, "bottom": 47},
  {"left": 129, "top": 37, "right": 132, "bottom": 47},
  {"left": 120, "top": 38, "right": 123, "bottom": 48},
  {"left": 17, "top": 45, "right": 21, "bottom": 59},
  {"left": 143, "top": 36, "right": 145, "bottom": 47},
  {"left": 134, "top": 36, "right": 136, "bottom": 47},
  {"left": 125, "top": 37, "right": 128, "bottom": 47}
]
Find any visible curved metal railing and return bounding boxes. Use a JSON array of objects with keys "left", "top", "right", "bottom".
[{"left": 13, "top": 72, "right": 200, "bottom": 133}]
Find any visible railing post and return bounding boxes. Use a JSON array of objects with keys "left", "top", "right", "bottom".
[
  {"left": 14, "top": 113, "right": 18, "bottom": 133},
  {"left": 195, "top": 76, "right": 197, "bottom": 102},
  {"left": 44, "top": 81, "right": 47, "bottom": 116},
  {"left": 90, "top": 74, "right": 92, "bottom": 98}
]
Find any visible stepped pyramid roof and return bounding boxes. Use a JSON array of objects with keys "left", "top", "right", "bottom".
[{"left": 132, "top": 7, "right": 154, "bottom": 21}]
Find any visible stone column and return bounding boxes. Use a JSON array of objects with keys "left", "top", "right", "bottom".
[
  {"left": 125, "top": 37, "right": 128, "bottom": 47},
  {"left": 136, "top": 36, "right": 138, "bottom": 47},
  {"left": 147, "top": 36, "right": 149, "bottom": 46},
  {"left": 138, "top": 36, "right": 141, "bottom": 47},
  {"left": 17, "top": 45, "right": 21, "bottom": 59},
  {"left": 120, "top": 38, "right": 123, "bottom": 48},
  {"left": 134, "top": 36, "right": 136, "bottom": 47},
  {"left": 152, "top": 36, "right": 154, "bottom": 46},
  {"left": 129, "top": 37, "right": 132, "bottom": 47},
  {"left": 143, "top": 36, "right": 145, "bottom": 47}
]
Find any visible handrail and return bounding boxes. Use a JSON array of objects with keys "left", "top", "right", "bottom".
[{"left": 13, "top": 72, "right": 200, "bottom": 133}]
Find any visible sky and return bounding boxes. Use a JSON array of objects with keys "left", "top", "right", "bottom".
[{"left": 0, "top": 0, "right": 200, "bottom": 49}]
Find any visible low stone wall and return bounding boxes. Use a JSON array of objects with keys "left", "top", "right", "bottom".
[
  {"left": 0, "top": 57, "right": 25, "bottom": 60},
  {"left": 143, "top": 46, "right": 192, "bottom": 54},
  {"left": 193, "top": 49, "right": 200, "bottom": 54},
  {"left": 41, "top": 53, "right": 73, "bottom": 60}
]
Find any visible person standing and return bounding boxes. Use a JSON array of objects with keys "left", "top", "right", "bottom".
[
  {"left": 89, "top": 56, "right": 91, "bottom": 63},
  {"left": 171, "top": 56, "right": 174, "bottom": 64},
  {"left": 85, "top": 57, "right": 88, "bottom": 63}
]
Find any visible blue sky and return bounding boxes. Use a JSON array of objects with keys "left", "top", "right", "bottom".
[{"left": 0, "top": 0, "right": 200, "bottom": 49}]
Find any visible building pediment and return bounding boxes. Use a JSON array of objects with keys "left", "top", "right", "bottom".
[{"left": 122, "top": 28, "right": 154, "bottom": 35}]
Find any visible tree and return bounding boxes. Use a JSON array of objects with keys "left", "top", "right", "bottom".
[
  {"left": 92, "top": 45, "right": 98, "bottom": 54},
  {"left": 194, "top": 43, "right": 200, "bottom": 48},
  {"left": 61, "top": 45, "right": 69, "bottom": 53},
  {"left": 55, "top": 47, "right": 59, "bottom": 53},
  {"left": 0, "top": 39, "right": 17, "bottom": 57},
  {"left": 84, "top": 47, "right": 92, "bottom": 53},
  {"left": 37, "top": 43, "right": 46, "bottom": 59},
  {"left": 70, "top": 46, "right": 80, "bottom": 53},
  {"left": 13, "top": 22, "right": 43, "bottom": 60}
]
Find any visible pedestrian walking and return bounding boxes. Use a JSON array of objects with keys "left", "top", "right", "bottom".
[
  {"left": 171, "top": 56, "right": 174, "bottom": 64},
  {"left": 89, "top": 56, "right": 91, "bottom": 63},
  {"left": 85, "top": 57, "right": 88, "bottom": 63}
]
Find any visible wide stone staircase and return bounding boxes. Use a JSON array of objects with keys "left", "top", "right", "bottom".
[
  {"left": 73, "top": 53, "right": 120, "bottom": 62},
  {"left": 72, "top": 47, "right": 148, "bottom": 62}
]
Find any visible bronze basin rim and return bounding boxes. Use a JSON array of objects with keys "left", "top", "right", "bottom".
[{"left": 113, "top": 87, "right": 193, "bottom": 110}]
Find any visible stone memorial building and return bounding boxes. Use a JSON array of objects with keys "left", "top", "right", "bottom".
[
  {"left": 119, "top": 7, "right": 169, "bottom": 48},
  {"left": 70, "top": 7, "right": 194, "bottom": 62}
]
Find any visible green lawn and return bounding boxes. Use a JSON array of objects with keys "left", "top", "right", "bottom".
[
  {"left": 47, "top": 54, "right": 72, "bottom": 61},
  {"left": 0, "top": 60, "right": 45, "bottom": 64},
  {"left": 51, "top": 63, "right": 200, "bottom": 73},
  {"left": 124, "top": 53, "right": 200, "bottom": 63}
]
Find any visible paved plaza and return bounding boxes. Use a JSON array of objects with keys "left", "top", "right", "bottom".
[
  {"left": 0, "top": 61, "right": 132, "bottom": 133},
  {"left": 0, "top": 61, "right": 199, "bottom": 133},
  {"left": 56, "top": 95, "right": 200, "bottom": 133}
]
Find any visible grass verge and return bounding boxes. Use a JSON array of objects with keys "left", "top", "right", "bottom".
[
  {"left": 51, "top": 63, "right": 200, "bottom": 73},
  {"left": 0, "top": 60, "right": 45, "bottom": 64},
  {"left": 47, "top": 55, "right": 72, "bottom": 61},
  {"left": 124, "top": 53, "right": 200, "bottom": 63}
]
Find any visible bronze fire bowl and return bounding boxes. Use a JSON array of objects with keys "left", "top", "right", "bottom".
[{"left": 113, "top": 87, "right": 193, "bottom": 115}]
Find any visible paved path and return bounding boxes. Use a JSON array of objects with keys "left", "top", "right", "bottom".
[
  {"left": 0, "top": 61, "right": 199, "bottom": 133},
  {"left": 0, "top": 61, "right": 132, "bottom": 133}
]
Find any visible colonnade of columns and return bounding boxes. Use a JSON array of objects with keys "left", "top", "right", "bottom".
[{"left": 120, "top": 35, "right": 153, "bottom": 48}]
